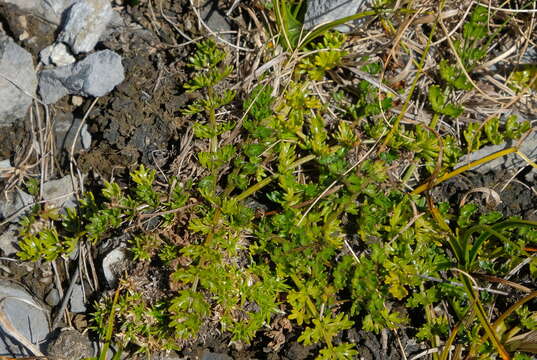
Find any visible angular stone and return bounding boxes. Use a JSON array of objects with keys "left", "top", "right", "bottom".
[
  {"left": 58, "top": 0, "right": 113, "bottom": 54},
  {"left": 69, "top": 284, "right": 86, "bottom": 313},
  {"left": 201, "top": 1, "right": 232, "bottom": 41},
  {"left": 201, "top": 351, "right": 233, "bottom": 360},
  {"left": 455, "top": 131, "right": 537, "bottom": 174},
  {"left": 0, "top": 279, "right": 50, "bottom": 357},
  {"left": 1, "top": 0, "right": 76, "bottom": 24},
  {"left": 304, "top": 0, "right": 370, "bottom": 32},
  {"left": 38, "top": 64, "right": 71, "bottom": 104},
  {"left": 46, "top": 329, "right": 93, "bottom": 359},
  {"left": 0, "top": 159, "right": 11, "bottom": 171},
  {"left": 0, "top": 189, "right": 34, "bottom": 222},
  {"left": 76, "top": 50, "right": 125, "bottom": 97},
  {"left": 0, "top": 33, "right": 37, "bottom": 126},
  {"left": 39, "top": 49, "right": 125, "bottom": 104},
  {"left": 42, "top": 175, "right": 77, "bottom": 210},
  {"left": 40, "top": 42, "right": 75, "bottom": 66},
  {"left": 54, "top": 112, "right": 92, "bottom": 152},
  {"left": 0, "top": 224, "right": 20, "bottom": 256}
]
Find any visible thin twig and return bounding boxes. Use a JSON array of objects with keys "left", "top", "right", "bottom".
[
  {"left": 68, "top": 97, "right": 99, "bottom": 200},
  {"left": 420, "top": 275, "right": 509, "bottom": 296},
  {"left": 189, "top": 0, "right": 253, "bottom": 52},
  {"left": 52, "top": 265, "right": 80, "bottom": 329},
  {"left": 473, "top": 1, "right": 537, "bottom": 13}
]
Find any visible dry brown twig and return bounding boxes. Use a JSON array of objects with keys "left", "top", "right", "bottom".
[{"left": 189, "top": 0, "right": 253, "bottom": 52}]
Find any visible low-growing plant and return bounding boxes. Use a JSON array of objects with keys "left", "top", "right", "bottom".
[{"left": 14, "top": 5, "right": 537, "bottom": 360}]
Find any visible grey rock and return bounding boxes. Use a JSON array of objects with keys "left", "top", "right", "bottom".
[
  {"left": 0, "top": 224, "right": 20, "bottom": 256},
  {"left": 69, "top": 283, "right": 86, "bottom": 313},
  {"left": 201, "top": 351, "right": 233, "bottom": 360},
  {"left": 42, "top": 175, "right": 77, "bottom": 210},
  {"left": 151, "top": 352, "right": 183, "bottom": 360},
  {"left": 77, "top": 50, "right": 124, "bottom": 96},
  {"left": 1, "top": 0, "right": 76, "bottom": 24},
  {"left": 45, "top": 288, "right": 61, "bottom": 307},
  {"left": 0, "top": 159, "right": 11, "bottom": 171},
  {"left": 54, "top": 112, "right": 92, "bottom": 152},
  {"left": 0, "top": 33, "right": 37, "bottom": 126},
  {"left": 0, "top": 189, "right": 34, "bottom": 222},
  {"left": 109, "top": 9, "right": 124, "bottom": 28},
  {"left": 58, "top": 0, "right": 114, "bottom": 54},
  {"left": 38, "top": 46, "right": 52, "bottom": 64},
  {"left": 304, "top": 0, "right": 370, "bottom": 32},
  {"left": 102, "top": 247, "right": 127, "bottom": 287},
  {"left": 39, "top": 42, "right": 75, "bottom": 66},
  {"left": 521, "top": 45, "right": 537, "bottom": 63},
  {"left": 39, "top": 49, "right": 125, "bottom": 104},
  {"left": 0, "top": 279, "right": 49, "bottom": 357},
  {"left": 201, "top": 1, "right": 232, "bottom": 40},
  {"left": 38, "top": 64, "right": 72, "bottom": 103},
  {"left": 455, "top": 131, "right": 537, "bottom": 175},
  {"left": 46, "top": 329, "right": 93, "bottom": 359}
]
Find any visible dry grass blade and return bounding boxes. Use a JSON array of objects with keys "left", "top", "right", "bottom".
[
  {"left": 506, "top": 330, "right": 537, "bottom": 353},
  {"left": 473, "top": 273, "right": 532, "bottom": 293}
]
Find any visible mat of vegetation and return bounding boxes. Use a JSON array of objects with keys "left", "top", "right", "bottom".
[{"left": 2, "top": 0, "right": 537, "bottom": 359}]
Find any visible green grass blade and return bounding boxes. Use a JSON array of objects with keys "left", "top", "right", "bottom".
[
  {"left": 98, "top": 288, "right": 121, "bottom": 360},
  {"left": 460, "top": 274, "right": 511, "bottom": 360},
  {"left": 299, "top": 10, "right": 379, "bottom": 49}
]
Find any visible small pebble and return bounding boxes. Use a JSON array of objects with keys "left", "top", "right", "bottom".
[
  {"left": 69, "top": 284, "right": 87, "bottom": 313},
  {"left": 46, "top": 288, "right": 61, "bottom": 307},
  {"left": 72, "top": 96, "right": 83, "bottom": 106}
]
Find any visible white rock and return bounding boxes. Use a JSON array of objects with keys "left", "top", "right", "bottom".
[
  {"left": 39, "top": 49, "right": 125, "bottom": 104},
  {"left": 40, "top": 42, "right": 75, "bottom": 66},
  {"left": 71, "top": 95, "right": 83, "bottom": 106},
  {"left": 0, "top": 33, "right": 37, "bottom": 126},
  {"left": 304, "top": 0, "right": 370, "bottom": 32},
  {"left": 58, "top": 0, "right": 114, "bottom": 54},
  {"left": 102, "top": 247, "right": 127, "bottom": 287},
  {"left": 0, "top": 279, "right": 50, "bottom": 357}
]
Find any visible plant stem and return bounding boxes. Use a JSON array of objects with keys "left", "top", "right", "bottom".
[
  {"left": 208, "top": 87, "right": 218, "bottom": 155},
  {"left": 235, "top": 154, "right": 316, "bottom": 201},
  {"left": 412, "top": 147, "right": 517, "bottom": 194}
]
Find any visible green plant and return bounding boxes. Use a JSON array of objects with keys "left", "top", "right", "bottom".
[
  {"left": 14, "top": 6, "right": 537, "bottom": 359},
  {"left": 428, "top": 201, "right": 537, "bottom": 360},
  {"left": 271, "top": 0, "right": 383, "bottom": 51},
  {"left": 297, "top": 31, "right": 347, "bottom": 80},
  {"left": 428, "top": 5, "right": 530, "bottom": 154}
]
